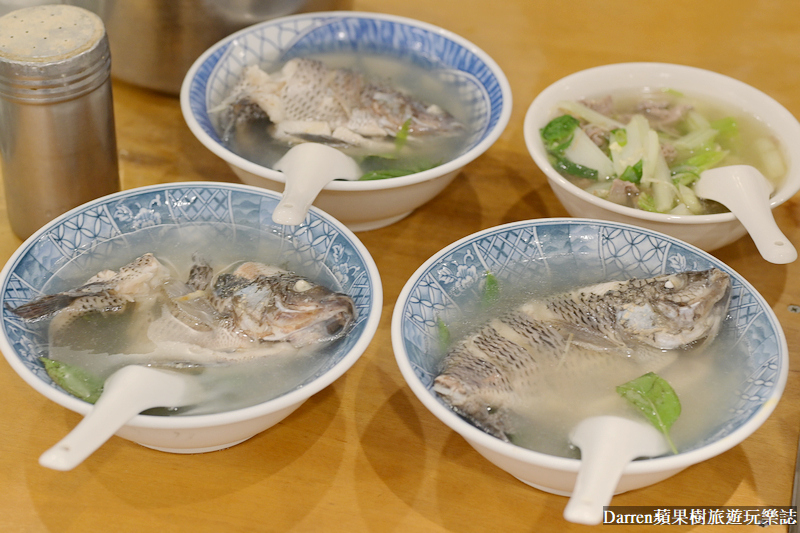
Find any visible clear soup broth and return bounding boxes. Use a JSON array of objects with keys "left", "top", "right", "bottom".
[
  {"left": 216, "top": 52, "right": 476, "bottom": 180},
  {"left": 437, "top": 269, "right": 747, "bottom": 459},
  {"left": 39, "top": 222, "right": 349, "bottom": 416}
]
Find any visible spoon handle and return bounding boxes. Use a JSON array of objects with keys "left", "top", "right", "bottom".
[
  {"left": 39, "top": 385, "right": 148, "bottom": 471},
  {"left": 563, "top": 435, "right": 636, "bottom": 525},
  {"left": 564, "top": 416, "right": 669, "bottom": 525},
  {"left": 271, "top": 143, "right": 361, "bottom": 226},
  {"left": 272, "top": 173, "right": 332, "bottom": 225},
  {"left": 732, "top": 197, "right": 797, "bottom": 264},
  {"left": 697, "top": 165, "right": 797, "bottom": 264},
  {"left": 39, "top": 366, "right": 200, "bottom": 471}
]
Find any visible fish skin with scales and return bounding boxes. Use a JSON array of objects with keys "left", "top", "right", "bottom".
[
  {"left": 9, "top": 253, "right": 356, "bottom": 364},
  {"left": 433, "top": 269, "right": 731, "bottom": 442},
  {"left": 215, "top": 58, "right": 463, "bottom": 149}
]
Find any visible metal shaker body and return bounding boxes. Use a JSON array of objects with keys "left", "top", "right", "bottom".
[{"left": 0, "top": 5, "right": 120, "bottom": 240}]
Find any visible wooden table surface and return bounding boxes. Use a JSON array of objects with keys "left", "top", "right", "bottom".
[{"left": 2, "top": 1, "right": 799, "bottom": 531}]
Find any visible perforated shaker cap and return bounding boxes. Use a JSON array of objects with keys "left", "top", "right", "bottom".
[{"left": 0, "top": 4, "right": 110, "bottom": 101}]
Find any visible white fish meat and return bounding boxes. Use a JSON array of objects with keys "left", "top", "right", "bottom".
[
  {"left": 149, "top": 258, "right": 356, "bottom": 357},
  {"left": 8, "top": 253, "right": 170, "bottom": 332},
  {"left": 10, "top": 253, "right": 356, "bottom": 363},
  {"left": 215, "top": 58, "right": 462, "bottom": 148},
  {"left": 433, "top": 269, "right": 731, "bottom": 441}
]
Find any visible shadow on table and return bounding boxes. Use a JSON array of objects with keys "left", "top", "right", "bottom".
[
  {"left": 24, "top": 384, "right": 344, "bottom": 530},
  {"left": 355, "top": 360, "right": 752, "bottom": 532}
]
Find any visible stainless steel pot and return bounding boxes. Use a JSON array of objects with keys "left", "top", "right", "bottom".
[{"left": 66, "top": 0, "right": 346, "bottom": 94}]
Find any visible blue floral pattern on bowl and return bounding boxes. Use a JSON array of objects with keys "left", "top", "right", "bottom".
[
  {"left": 185, "top": 12, "right": 506, "bottom": 157},
  {"left": 396, "top": 219, "right": 786, "bottom": 451},
  {"left": 1, "top": 183, "right": 377, "bottom": 400}
]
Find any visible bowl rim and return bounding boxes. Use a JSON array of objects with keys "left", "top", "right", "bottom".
[
  {"left": 523, "top": 62, "right": 800, "bottom": 226},
  {"left": 180, "top": 10, "right": 512, "bottom": 192},
  {"left": 0, "top": 181, "right": 383, "bottom": 429},
  {"left": 391, "top": 217, "right": 788, "bottom": 474}
]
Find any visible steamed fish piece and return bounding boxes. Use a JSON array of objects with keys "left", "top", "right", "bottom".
[
  {"left": 433, "top": 269, "right": 731, "bottom": 441},
  {"left": 8, "top": 253, "right": 170, "bottom": 332},
  {"left": 10, "top": 253, "right": 356, "bottom": 363},
  {"left": 216, "top": 58, "right": 462, "bottom": 148},
  {"left": 211, "top": 261, "right": 355, "bottom": 346},
  {"left": 151, "top": 259, "right": 356, "bottom": 354}
]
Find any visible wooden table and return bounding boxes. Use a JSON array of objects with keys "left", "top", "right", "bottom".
[{"left": 1, "top": 1, "right": 799, "bottom": 531}]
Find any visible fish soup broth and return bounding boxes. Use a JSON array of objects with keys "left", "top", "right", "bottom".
[
  {"left": 219, "top": 53, "right": 473, "bottom": 178},
  {"left": 610, "top": 90, "right": 787, "bottom": 185},
  {"left": 41, "top": 223, "right": 345, "bottom": 415},
  {"left": 438, "top": 270, "right": 746, "bottom": 459},
  {"left": 507, "top": 332, "right": 746, "bottom": 458}
]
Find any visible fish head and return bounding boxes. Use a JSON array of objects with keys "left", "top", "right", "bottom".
[
  {"left": 433, "top": 372, "right": 513, "bottom": 443},
  {"left": 214, "top": 270, "right": 356, "bottom": 347},
  {"left": 615, "top": 268, "right": 731, "bottom": 350},
  {"left": 433, "top": 341, "right": 516, "bottom": 442},
  {"left": 272, "top": 275, "right": 356, "bottom": 347}
]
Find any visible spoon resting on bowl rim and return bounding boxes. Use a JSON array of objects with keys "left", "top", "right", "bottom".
[
  {"left": 564, "top": 415, "right": 670, "bottom": 525},
  {"left": 39, "top": 365, "right": 205, "bottom": 471},
  {"left": 272, "top": 143, "right": 361, "bottom": 226},
  {"left": 694, "top": 164, "right": 797, "bottom": 264}
]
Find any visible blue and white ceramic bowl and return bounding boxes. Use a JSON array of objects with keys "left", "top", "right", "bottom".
[
  {"left": 181, "top": 11, "right": 512, "bottom": 231},
  {"left": 392, "top": 218, "right": 786, "bottom": 496},
  {"left": 0, "top": 183, "right": 382, "bottom": 454}
]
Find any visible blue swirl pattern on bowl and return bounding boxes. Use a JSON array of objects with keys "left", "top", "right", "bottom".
[
  {"left": 1, "top": 183, "right": 376, "bottom": 399},
  {"left": 396, "top": 219, "right": 784, "bottom": 451},
  {"left": 186, "top": 13, "right": 504, "bottom": 156}
]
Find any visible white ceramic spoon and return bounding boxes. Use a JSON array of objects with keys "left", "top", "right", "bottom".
[
  {"left": 693, "top": 164, "right": 796, "bottom": 264},
  {"left": 39, "top": 365, "right": 204, "bottom": 471},
  {"left": 563, "top": 416, "right": 670, "bottom": 525},
  {"left": 272, "top": 143, "right": 361, "bottom": 226}
]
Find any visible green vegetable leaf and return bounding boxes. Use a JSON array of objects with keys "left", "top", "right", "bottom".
[
  {"left": 482, "top": 272, "right": 500, "bottom": 306},
  {"left": 671, "top": 170, "right": 700, "bottom": 187},
  {"left": 437, "top": 317, "right": 451, "bottom": 353},
  {"left": 710, "top": 117, "right": 738, "bottom": 141},
  {"left": 395, "top": 118, "right": 412, "bottom": 151},
  {"left": 684, "top": 149, "right": 729, "bottom": 173},
  {"left": 41, "top": 357, "right": 104, "bottom": 404},
  {"left": 610, "top": 128, "right": 627, "bottom": 147},
  {"left": 637, "top": 192, "right": 658, "bottom": 212},
  {"left": 661, "top": 88, "right": 685, "bottom": 98},
  {"left": 359, "top": 161, "right": 439, "bottom": 181},
  {"left": 551, "top": 155, "right": 599, "bottom": 180},
  {"left": 619, "top": 159, "right": 643, "bottom": 183},
  {"left": 361, "top": 153, "right": 398, "bottom": 163},
  {"left": 541, "top": 115, "right": 603, "bottom": 180},
  {"left": 358, "top": 156, "right": 439, "bottom": 181},
  {"left": 541, "top": 115, "right": 580, "bottom": 154},
  {"left": 616, "top": 372, "right": 681, "bottom": 454},
  {"left": 359, "top": 169, "right": 417, "bottom": 181}
]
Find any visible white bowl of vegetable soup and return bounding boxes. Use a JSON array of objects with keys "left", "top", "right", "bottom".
[
  {"left": 524, "top": 63, "right": 800, "bottom": 252},
  {"left": 0, "top": 183, "right": 382, "bottom": 458},
  {"left": 181, "top": 11, "right": 512, "bottom": 232},
  {"left": 392, "top": 218, "right": 786, "bottom": 519}
]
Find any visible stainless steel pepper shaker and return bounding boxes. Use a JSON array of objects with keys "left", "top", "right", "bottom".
[{"left": 0, "top": 4, "right": 120, "bottom": 240}]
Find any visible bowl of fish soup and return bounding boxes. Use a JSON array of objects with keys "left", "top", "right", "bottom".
[
  {"left": 181, "top": 11, "right": 512, "bottom": 231},
  {"left": 392, "top": 218, "right": 786, "bottom": 500},
  {"left": 0, "top": 182, "right": 382, "bottom": 455},
  {"left": 524, "top": 63, "right": 800, "bottom": 252}
]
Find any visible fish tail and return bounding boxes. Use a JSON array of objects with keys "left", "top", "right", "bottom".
[
  {"left": 434, "top": 373, "right": 512, "bottom": 442},
  {"left": 6, "top": 293, "right": 77, "bottom": 321}
]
